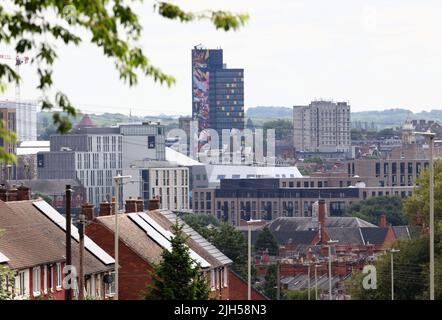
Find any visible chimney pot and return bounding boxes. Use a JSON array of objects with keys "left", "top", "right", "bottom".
[
  {"left": 99, "top": 202, "right": 112, "bottom": 216},
  {"left": 148, "top": 197, "right": 160, "bottom": 211},
  {"left": 379, "top": 214, "right": 387, "bottom": 227},
  {"left": 81, "top": 203, "right": 95, "bottom": 221}
]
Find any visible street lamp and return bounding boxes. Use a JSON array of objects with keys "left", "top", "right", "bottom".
[
  {"left": 390, "top": 248, "right": 400, "bottom": 300},
  {"left": 113, "top": 174, "right": 132, "bottom": 300},
  {"left": 247, "top": 219, "right": 262, "bottom": 300},
  {"left": 327, "top": 239, "right": 339, "bottom": 300},
  {"left": 314, "top": 264, "right": 320, "bottom": 300},
  {"left": 414, "top": 130, "right": 436, "bottom": 300},
  {"left": 303, "top": 262, "right": 311, "bottom": 300}
]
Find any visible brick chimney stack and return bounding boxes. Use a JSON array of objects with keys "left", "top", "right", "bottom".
[
  {"left": 99, "top": 201, "right": 111, "bottom": 216},
  {"left": 136, "top": 197, "right": 144, "bottom": 212},
  {"left": 17, "top": 184, "right": 30, "bottom": 201},
  {"left": 7, "top": 186, "right": 18, "bottom": 201},
  {"left": 81, "top": 203, "right": 95, "bottom": 221},
  {"left": 379, "top": 214, "right": 387, "bottom": 227},
  {"left": 0, "top": 185, "right": 7, "bottom": 201},
  {"left": 125, "top": 197, "right": 137, "bottom": 213},
  {"left": 318, "top": 199, "right": 329, "bottom": 243},
  {"left": 149, "top": 197, "right": 160, "bottom": 211},
  {"left": 111, "top": 196, "right": 116, "bottom": 215}
]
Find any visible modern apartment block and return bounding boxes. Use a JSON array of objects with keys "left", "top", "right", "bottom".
[
  {"left": 123, "top": 160, "right": 190, "bottom": 210},
  {"left": 37, "top": 121, "right": 167, "bottom": 208},
  {"left": 193, "top": 175, "right": 415, "bottom": 226},
  {"left": 0, "top": 100, "right": 37, "bottom": 141},
  {"left": 0, "top": 107, "right": 17, "bottom": 181},
  {"left": 293, "top": 100, "right": 351, "bottom": 156},
  {"left": 192, "top": 46, "right": 244, "bottom": 135}
]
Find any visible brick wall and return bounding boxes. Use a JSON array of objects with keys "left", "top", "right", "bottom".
[
  {"left": 86, "top": 223, "right": 154, "bottom": 300},
  {"left": 228, "top": 271, "right": 267, "bottom": 300}
]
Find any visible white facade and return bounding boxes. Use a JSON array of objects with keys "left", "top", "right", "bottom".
[
  {"left": 293, "top": 100, "right": 351, "bottom": 153},
  {"left": 0, "top": 100, "right": 37, "bottom": 141},
  {"left": 123, "top": 163, "right": 189, "bottom": 210}
]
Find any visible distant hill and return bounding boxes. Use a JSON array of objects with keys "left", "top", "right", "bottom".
[{"left": 246, "top": 107, "right": 442, "bottom": 128}]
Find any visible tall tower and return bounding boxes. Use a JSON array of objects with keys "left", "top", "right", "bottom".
[{"left": 191, "top": 46, "right": 244, "bottom": 137}]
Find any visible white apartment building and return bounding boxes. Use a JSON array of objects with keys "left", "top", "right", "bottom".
[
  {"left": 0, "top": 100, "right": 37, "bottom": 141},
  {"left": 293, "top": 100, "right": 351, "bottom": 154},
  {"left": 123, "top": 161, "right": 190, "bottom": 210}
]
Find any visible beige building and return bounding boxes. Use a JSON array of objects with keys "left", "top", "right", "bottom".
[{"left": 293, "top": 100, "right": 351, "bottom": 154}]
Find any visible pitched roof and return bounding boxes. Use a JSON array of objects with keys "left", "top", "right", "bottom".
[
  {"left": 75, "top": 114, "right": 97, "bottom": 129},
  {"left": 392, "top": 226, "right": 411, "bottom": 240},
  {"left": 360, "top": 227, "right": 390, "bottom": 245},
  {"left": 327, "top": 227, "right": 365, "bottom": 245},
  {"left": 0, "top": 200, "right": 113, "bottom": 273},
  {"left": 95, "top": 209, "right": 232, "bottom": 269},
  {"left": 265, "top": 217, "right": 376, "bottom": 233}
]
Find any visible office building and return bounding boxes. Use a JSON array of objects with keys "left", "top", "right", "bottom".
[
  {"left": 192, "top": 46, "right": 244, "bottom": 135},
  {"left": 0, "top": 100, "right": 37, "bottom": 141}
]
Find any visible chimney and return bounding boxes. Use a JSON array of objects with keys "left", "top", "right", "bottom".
[
  {"left": 111, "top": 196, "right": 116, "bottom": 215},
  {"left": 6, "top": 186, "right": 18, "bottom": 201},
  {"left": 99, "top": 201, "right": 111, "bottom": 216},
  {"left": 148, "top": 197, "right": 160, "bottom": 211},
  {"left": 136, "top": 197, "right": 144, "bottom": 212},
  {"left": 0, "top": 185, "right": 7, "bottom": 202},
  {"left": 81, "top": 203, "right": 95, "bottom": 221},
  {"left": 318, "top": 199, "right": 329, "bottom": 243},
  {"left": 125, "top": 197, "right": 137, "bottom": 213},
  {"left": 17, "top": 184, "right": 30, "bottom": 201},
  {"left": 379, "top": 214, "right": 387, "bottom": 227}
]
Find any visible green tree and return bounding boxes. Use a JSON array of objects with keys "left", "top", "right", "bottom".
[
  {"left": 345, "top": 196, "right": 407, "bottom": 226},
  {"left": 263, "top": 119, "right": 293, "bottom": 141},
  {"left": 262, "top": 264, "right": 277, "bottom": 300},
  {"left": 0, "top": 1, "right": 249, "bottom": 162},
  {"left": 0, "top": 230, "right": 14, "bottom": 300},
  {"left": 404, "top": 161, "right": 442, "bottom": 224},
  {"left": 283, "top": 290, "right": 310, "bottom": 300},
  {"left": 145, "top": 221, "right": 208, "bottom": 300},
  {"left": 255, "top": 227, "right": 279, "bottom": 256}
]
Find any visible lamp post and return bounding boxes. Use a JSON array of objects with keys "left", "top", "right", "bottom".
[
  {"left": 247, "top": 219, "right": 262, "bottom": 300},
  {"left": 113, "top": 174, "right": 131, "bottom": 300},
  {"left": 390, "top": 248, "right": 400, "bottom": 300},
  {"left": 314, "top": 264, "right": 320, "bottom": 300},
  {"left": 414, "top": 130, "right": 436, "bottom": 300},
  {"left": 303, "top": 262, "right": 311, "bottom": 300},
  {"left": 327, "top": 240, "right": 339, "bottom": 300}
]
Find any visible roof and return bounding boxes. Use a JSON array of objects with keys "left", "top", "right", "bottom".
[
  {"left": 11, "top": 179, "right": 82, "bottom": 195},
  {"left": 19, "top": 141, "right": 50, "bottom": 148},
  {"left": 360, "top": 227, "right": 390, "bottom": 245},
  {"left": 392, "top": 226, "right": 411, "bottom": 240},
  {"left": 265, "top": 217, "right": 376, "bottom": 233},
  {"left": 166, "top": 147, "right": 202, "bottom": 166},
  {"left": 75, "top": 114, "right": 97, "bottom": 129},
  {"left": 0, "top": 200, "right": 114, "bottom": 273},
  {"left": 95, "top": 209, "right": 232, "bottom": 269},
  {"left": 206, "top": 165, "right": 302, "bottom": 185},
  {"left": 0, "top": 251, "right": 9, "bottom": 263}
]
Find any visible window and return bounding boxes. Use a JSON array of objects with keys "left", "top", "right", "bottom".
[
  {"left": 210, "top": 270, "right": 216, "bottom": 291},
  {"left": 148, "top": 136, "right": 156, "bottom": 149},
  {"left": 18, "top": 271, "right": 27, "bottom": 296},
  {"left": 223, "top": 267, "right": 228, "bottom": 288},
  {"left": 49, "top": 265, "right": 54, "bottom": 291},
  {"left": 108, "top": 272, "right": 116, "bottom": 295},
  {"left": 56, "top": 263, "right": 62, "bottom": 289},
  {"left": 33, "top": 267, "right": 41, "bottom": 296},
  {"left": 43, "top": 265, "right": 48, "bottom": 294}
]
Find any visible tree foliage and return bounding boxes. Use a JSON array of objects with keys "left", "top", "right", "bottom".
[
  {"left": 262, "top": 264, "right": 277, "bottom": 300},
  {"left": 0, "top": 230, "right": 14, "bottom": 300},
  {"left": 0, "top": 0, "right": 249, "bottom": 161},
  {"left": 345, "top": 196, "right": 407, "bottom": 226},
  {"left": 404, "top": 161, "right": 442, "bottom": 225},
  {"left": 283, "top": 289, "right": 311, "bottom": 300},
  {"left": 262, "top": 119, "right": 293, "bottom": 141},
  {"left": 145, "top": 221, "right": 208, "bottom": 300},
  {"left": 255, "top": 226, "right": 279, "bottom": 256}
]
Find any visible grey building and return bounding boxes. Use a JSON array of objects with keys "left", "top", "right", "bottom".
[
  {"left": 293, "top": 100, "right": 351, "bottom": 156},
  {"left": 37, "top": 121, "right": 166, "bottom": 207}
]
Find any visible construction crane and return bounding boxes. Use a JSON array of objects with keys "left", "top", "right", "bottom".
[{"left": 0, "top": 54, "right": 29, "bottom": 104}]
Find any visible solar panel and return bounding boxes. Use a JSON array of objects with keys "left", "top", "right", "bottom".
[
  {"left": 128, "top": 213, "right": 210, "bottom": 268},
  {"left": 0, "top": 251, "right": 9, "bottom": 263},
  {"left": 33, "top": 200, "right": 115, "bottom": 265}
]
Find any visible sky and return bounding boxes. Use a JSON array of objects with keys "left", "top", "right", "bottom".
[{"left": 1, "top": 0, "right": 442, "bottom": 116}]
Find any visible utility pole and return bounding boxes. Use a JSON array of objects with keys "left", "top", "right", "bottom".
[
  {"left": 390, "top": 248, "right": 400, "bottom": 300},
  {"left": 276, "top": 260, "right": 280, "bottom": 300},
  {"left": 247, "top": 219, "right": 261, "bottom": 300},
  {"left": 414, "top": 130, "right": 436, "bottom": 300},
  {"left": 315, "top": 265, "right": 319, "bottom": 300},
  {"left": 307, "top": 263, "right": 311, "bottom": 300},
  {"left": 113, "top": 174, "right": 131, "bottom": 300},
  {"left": 65, "top": 185, "right": 72, "bottom": 300},
  {"left": 78, "top": 211, "right": 85, "bottom": 300},
  {"left": 327, "top": 240, "right": 338, "bottom": 300}
]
